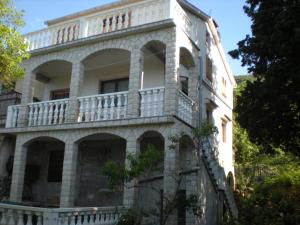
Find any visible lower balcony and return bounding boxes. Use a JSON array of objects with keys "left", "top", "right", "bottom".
[
  {"left": 5, "top": 88, "right": 194, "bottom": 129},
  {"left": 0, "top": 203, "right": 126, "bottom": 225}
]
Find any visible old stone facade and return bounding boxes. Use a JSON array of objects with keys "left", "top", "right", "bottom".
[{"left": 0, "top": 0, "right": 237, "bottom": 225}]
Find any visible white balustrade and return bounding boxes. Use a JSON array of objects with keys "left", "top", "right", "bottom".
[
  {"left": 139, "top": 87, "right": 165, "bottom": 117},
  {"left": 28, "top": 99, "right": 69, "bottom": 127},
  {"left": 5, "top": 105, "right": 20, "bottom": 128},
  {"left": 78, "top": 92, "right": 128, "bottom": 123},
  {"left": 0, "top": 204, "right": 126, "bottom": 225},
  {"left": 22, "top": 0, "right": 167, "bottom": 51},
  {"left": 177, "top": 90, "right": 194, "bottom": 125}
]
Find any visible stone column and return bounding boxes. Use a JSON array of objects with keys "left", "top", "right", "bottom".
[
  {"left": 60, "top": 141, "right": 78, "bottom": 207},
  {"left": 127, "top": 47, "right": 143, "bottom": 118},
  {"left": 66, "top": 61, "right": 84, "bottom": 123},
  {"left": 9, "top": 136, "right": 27, "bottom": 202},
  {"left": 18, "top": 70, "right": 35, "bottom": 127},
  {"left": 164, "top": 32, "right": 180, "bottom": 117},
  {"left": 163, "top": 129, "right": 179, "bottom": 225},
  {"left": 123, "top": 134, "right": 140, "bottom": 208}
]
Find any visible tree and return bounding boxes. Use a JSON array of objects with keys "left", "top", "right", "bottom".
[
  {"left": 102, "top": 123, "right": 218, "bottom": 225},
  {"left": 229, "top": 0, "right": 300, "bottom": 156},
  {"left": 0, "top": 0, "right": 29, "bottom": 89}
]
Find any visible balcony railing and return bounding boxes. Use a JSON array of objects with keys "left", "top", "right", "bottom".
[
  {"left": 78, "top": 92, "right": 128, "bottom": 122},
  {"left": 139, "top": 87, "right": 165, "bottom": 117},
  {"left": 177, "top": 91, "right": 194, "bottom": 125},
  {"left": 24, "top": 0, "right": 166, "bottom": 51},
  {"left": 0, "top": 203, "right": 126, "bottom": 225},
  {"left": 5, "top": 88, "right": 194, "bottom": 128}
]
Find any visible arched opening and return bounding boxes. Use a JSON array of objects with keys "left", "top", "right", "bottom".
[
  {"left": 32, "top": 60, "right": 72, "bottom": 102},
  {"left": 141, "top": 41, "right": 166, "bottom": 89},
  {"left": 179, "top": 47, "right": 195, "bottom": 96},
  {"left": 137, "top": 131, "right": 164, "bottom": 224},
  {"left": 22, "top": 137, "right": 65, "bottom": 207},
  {"left": 81, "top": 49, "right": 131, "bottom": 97},
  {"left": 75, "top": 133, "right": 126, "bottom": 207}
]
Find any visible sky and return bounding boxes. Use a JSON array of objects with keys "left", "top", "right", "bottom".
[{"left": 14, "top": 0, "right": 251, "bottom": 75}]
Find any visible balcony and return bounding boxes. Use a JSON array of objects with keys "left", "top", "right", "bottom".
[
  {"left": 5, "top": 88, "right": 193, "bottom": 128},
  {"left": 0, "top": 92, "right": 21, "bottom": 127},
  {"left": 0, "top": 203, "right": 126, "bottom": 225},
  {"left": 23, "top": 0, "right": 198, "bottom": 51}
]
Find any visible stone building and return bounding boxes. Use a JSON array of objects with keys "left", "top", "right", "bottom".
[{"left": 0, "top": 0, "right": 237, "bottom": 224}]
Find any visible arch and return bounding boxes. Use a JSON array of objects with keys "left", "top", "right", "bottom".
[
  {"left": 22, "top": 135, "right": 65, "bottom": 147},
  {"left": 32, "top": 59, "right": 73, "bottom": 74},
  {"left": 74, "top": 132, "right": 126, "bottom": 145},
  {"left": 137, "top": 130, "right": 164, "bottom": 143},
  {"left": 81, "top": 48, "right": 131, "bottom": 64},
  {"left": 179, "top": 47, "right": 195, "bottom": 69},
  {"left": 79, "top": 44, "right": 132, "bottom": 63}
]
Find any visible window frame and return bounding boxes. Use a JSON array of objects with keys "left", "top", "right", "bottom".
[
  {"left": 50, "top": 88, "right": 70, "bottom": 100},
  {"left": 99, "top": 78, "right": 129, "bottom": 94}
]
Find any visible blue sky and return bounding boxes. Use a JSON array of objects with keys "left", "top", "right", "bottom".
[{"left": 14, "top": 0, "right": 251, "bottom": 75}]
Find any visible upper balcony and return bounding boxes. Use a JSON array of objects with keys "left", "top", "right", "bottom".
[{"left": 23, "top": 0, "right": 205, "bottom": 52}]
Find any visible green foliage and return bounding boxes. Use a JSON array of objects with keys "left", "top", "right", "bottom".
[
  {"left": 192, "top": 121, "right": 218, "bottom": 139},
  {"left": 0, "top": 0, "right": 29, "bottom": 88},
  {"left": 229, "top": 0, "right": 300, "bottom": 156}
]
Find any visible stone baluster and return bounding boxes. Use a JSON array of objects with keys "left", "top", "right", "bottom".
[
  {"left": 53, "top": 102, "right": 59, "bottom": 125},
  {"left": 153, "top": 89, "right": 158, "bottom": 116},
  {"left": 96, "top": 96, "right": 103, "bottom": 121},
  {"left": 116, "top": 94, "right": 122, "bottom": 119},
  {"left": 140, "top": 91, "right": 145, "bottom": 117},
  {"left": 37, "top": 104, "right": 43, "bottom": 126},
  {"left": 28, "top": 106, "right": 33, "bottom": 127},
  {"left": 84, "top": 98, "right": 90, "bottom": 122},
  {"left": 78, "top": 99, "right": 84, "bottom": 122},
  {"left": 125, "top": 11, "right": 130, "bottom": 28},
  {"left": 110, "top": 95, "right": 115, "bottom": 120},
  {"left": 6, "top": 209, "right": 15, "bottom": 225},
  {"left": 5, "top": 106, "right": 13, "bottom": 128},
  {"left": 90, "top": 97, "right": 97, "bottom": 121},
  {"left": 16, "top": 210, "right": 24, "bottom": 225},
  {"left": 103, "top": 95, "right": 109, "bottom": 120},
  {"left": 33, "top": 105, "right": 39, "bottom": 126},
  {"left": 48, "top": 102, "right": 54, "bottom": 125},
  {"left": 70, "top": 213, "right": 76, "bottom": 225},
  {"left": 123, "top": 93, "right": 128, "bottom": 118},
  {"left": 12, "top": 106, "right": 18, "bottom": 128},
  {"left": 112, "top": 15, "right": 116, "bottom": 31},
  {"left": 146, "top": 90, "right": 152, "bottom": 117},
  {"left": 26, "top": 211, "right": 33, "bottom": 225},
  {"left": 59, "top": 101, "right": 65, "bottom": 124},
  {"left": 43, "top": 102, "right": 49, "bottom": 125},
  {"left": 36, "top": 213, "right": 43, "bottom": 225}
]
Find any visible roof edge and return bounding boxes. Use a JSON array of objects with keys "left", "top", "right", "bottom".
[{"left": 177, "top": 0, "right": 210, "bottom": 21}]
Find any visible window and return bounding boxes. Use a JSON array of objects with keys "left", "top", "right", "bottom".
[
  {"left": 206, "top": 56, "right": 213, "bottom": 82},
  {"left": 100, "top": 78, "right": 129, "bottom": 94},
  {"left": 50, "top": 89, "right": 70, "bottom": 100},
  {"left": 179, "top": 65, "right": 189, "bottom": 96},
  {"left": 47, "top": 151, "right": 64, "bottom": 182},
  {"left": 221, "top": 119, "right": 227, "bottom": 143},
  {"left": 206, "top": 108, "right": 212, "bottom": 123},
  {"left": 221, "top": 77, "right": 227, "bottom": 98}
]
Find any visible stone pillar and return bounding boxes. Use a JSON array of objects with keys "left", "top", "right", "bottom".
[
  {"left": 9, "top": 137, "right": 27, "bottom": 202},
  {"left": 127, "top": 47, "right": 143, "bottom": 118},
  {"left": 18, "top": 70, "right": 35, "bottom": 127},
  {"left": 66, "top": 61, "right": 84, "bottom": 123},
  {"left": 164, "top": 33, "right": 179, "bottom": 116},
  {"left": 123, "top": 134, "right": 140, "bottom": 208},
  {"left": 163, "top": 129, "right": 179, "bottom": 225},
  {"left": 60, "top": 141, "right": 78, "bottom": 207}
]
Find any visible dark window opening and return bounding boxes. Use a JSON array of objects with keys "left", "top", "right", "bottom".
[
  {"left": 100, "top": 78, "right": 129, "bottom": 94},
  {"left": 50, "top": 89, "right": 70, "bottom": 100},
  {"left": 47, "top": 151, "right": 64, "bottom": 182}
]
